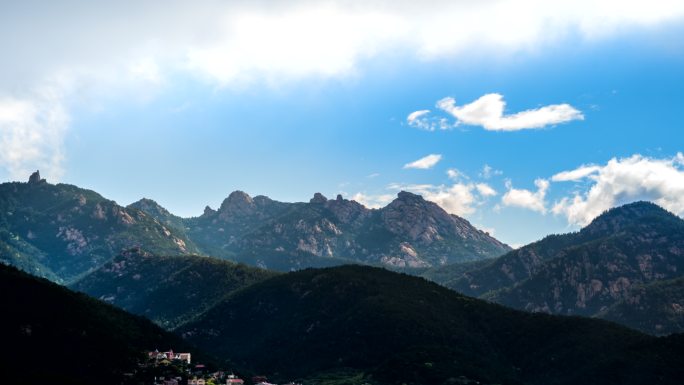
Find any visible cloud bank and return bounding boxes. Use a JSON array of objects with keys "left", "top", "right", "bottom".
[{"left": 0, "top": 1, "right": 682, "bottom": 177}]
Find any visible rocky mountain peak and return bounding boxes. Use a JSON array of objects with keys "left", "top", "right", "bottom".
[
  {"left": 310, "top": 192, "right": 328, "bottom": 204},
  {"left": 381, "top": 192, "right": 456, "bottom": 244},
  {"left": 28, "top": 170, "right": 44, "bottom": 184},
  {"left": 130, "top": 198, "right": 164, "bottom": 212},
  {"left": 323, "top": 194, "right": 370, "bottom": 224},
  {"left": 218, "top": 191, "right": 255, "bottom": 217},
  {"left": 203, "top": 205, "right": 216, "bottom": 216},
  {"left": 395, "top": 190, "right": 425, "bottom": 204}
]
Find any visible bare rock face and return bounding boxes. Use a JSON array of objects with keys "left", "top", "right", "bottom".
[
  {"left": 381, "top": 191, "right": 460, "bottom": 244},
  {"left": 28, "top": 170, "right": 44, "bottom": 184},
  {"left": 310, "top": 192, "right": 328, "bottom": 204},
  {"left": 323, "top": 195, "right": 370, "bottom": 224},
  {"left": 218, "top": 191, "right": 256, "bottom": 220},
  {"left": 203, "top": 205, "right": 216, "bottom": 217}
]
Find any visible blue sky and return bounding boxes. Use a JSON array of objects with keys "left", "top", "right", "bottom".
[{"left": 1, "top": 1, "right": 684, "bottom": 247}]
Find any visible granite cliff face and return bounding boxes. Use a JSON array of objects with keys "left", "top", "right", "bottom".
[{"left": 598, "top": 276, "right": 684, "bottom": 335}]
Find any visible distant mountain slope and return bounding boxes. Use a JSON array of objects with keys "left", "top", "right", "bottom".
[
  {"left": 598, "top": 276, "right": 684, "bottom": 335},
  {"left": 0, "top": 172, "right": 198, "bottom": 283},
  {"left": 137, "top": 190, "right": 510, "bottom": 271},
  {"left": 71, "top": 248, "right": 277, "bottom": 329},
  {"left": 127, "top": 197, "right": 186, "bottom": 235},
  {"left": 489, "top": 202, "right": 684, "bottom": 315},
  {"left": 430, "top": 202, "right": 684, "bottom": 333},
  {"left": 178, "top": 265, "right": 684, "bottom": 385},
  {"left": 0, "top": 262, "right": 196, "bottom": 385}
]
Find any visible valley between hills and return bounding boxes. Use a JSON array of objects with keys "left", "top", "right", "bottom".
[{"left": 3, "top": 171, "right": 684, "bottom": 385}]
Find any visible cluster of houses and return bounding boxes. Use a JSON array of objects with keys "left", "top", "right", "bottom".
[
  {"left": 145, "top": 349, "right": 301, "bottom": 385},
  {"left": 148, "top": 350, "right": 192, "bottom": 365}
]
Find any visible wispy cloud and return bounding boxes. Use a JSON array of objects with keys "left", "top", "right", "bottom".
[
  {"left": 480, "top": 164, "right": 503, "bottom": 179},
  {"left": 436, "top": 93, "right": 583, "bottom": 131},
  {"left": 551, "top": 165, "right": 601, "bottom": 182},
  {"left": 404, "top": 154, "right": 442, "bottom": 169},
  {"left": 446, "top": 168, "right": 465, "bottom": 180},
  {"left": 406, "top": 109, "right": 452, "bottom": 131}
]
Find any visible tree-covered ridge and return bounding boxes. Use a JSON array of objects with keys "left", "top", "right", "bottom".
[
  {"left": 0, "top": 175, "right": 199, "bottom": 283},
  {"left": 0, "top": 262, "right": 198, "bottom": 385},
  {"left": 178, "top": 264, "right": 684, "bottom": 385},
  {"left": 71, "top": 248, "right": 278, "bottom": 329}
]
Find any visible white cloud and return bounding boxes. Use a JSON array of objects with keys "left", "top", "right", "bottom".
[
  {"left": 404, "top": 154, "right": 442, "bottom": 170},
  {"left": 446, "top": 168, "right": 464, "bottom": 180},
  {"left": 407, "top": 109, "right": 430, "bottom": 123},
  {"left": 437, "top": 93, "right": 584, "bottom": 131},
  {"left": 552, "top": 154, "right": 684, "bottom": 226},
  {"left": 476, "top": 183, "right": 497, "bottom": 197},
  {"left": 129, "top": 57, "right": 163, "bottom": 85},
  {"left": 551, "top": 165, "right": 601, "bottom": 181},
  {"left": 0, "top": 89, "right": 68, "bottom": 181},
  {"left": 480, "top": 164, "right": 503, "bottom": 179},
  {"left": 502, "top": 178, "right": 549, "bottom": 213},
  {"left": 351, "top": 192, "right": 394, "bottom": 209},
  {"left": 406, "top": 109, "right": 452, "bottom": 131}
]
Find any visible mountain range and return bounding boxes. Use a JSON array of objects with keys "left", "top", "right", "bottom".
[
  {"left": 148, "top": 189, "right": 511, "bottom": 270},
  {"left": 1, "top": 171, "right": 509, "bottom": 283}
]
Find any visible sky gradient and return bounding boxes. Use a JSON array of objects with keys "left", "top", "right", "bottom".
[{"left": 1, "top": 1, "right": 683, "bottom": 247}]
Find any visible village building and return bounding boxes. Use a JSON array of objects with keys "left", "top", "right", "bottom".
[
  {"left": 226, "top": 374, "right": 244, "bottom": 385},
  {"left": 147, "top": 349, "right": 191, "bottom": 364}
]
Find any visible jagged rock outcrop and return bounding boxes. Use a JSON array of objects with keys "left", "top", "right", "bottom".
[{"left": 28, "top": 170, "right": 44, "bottom": 184}]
